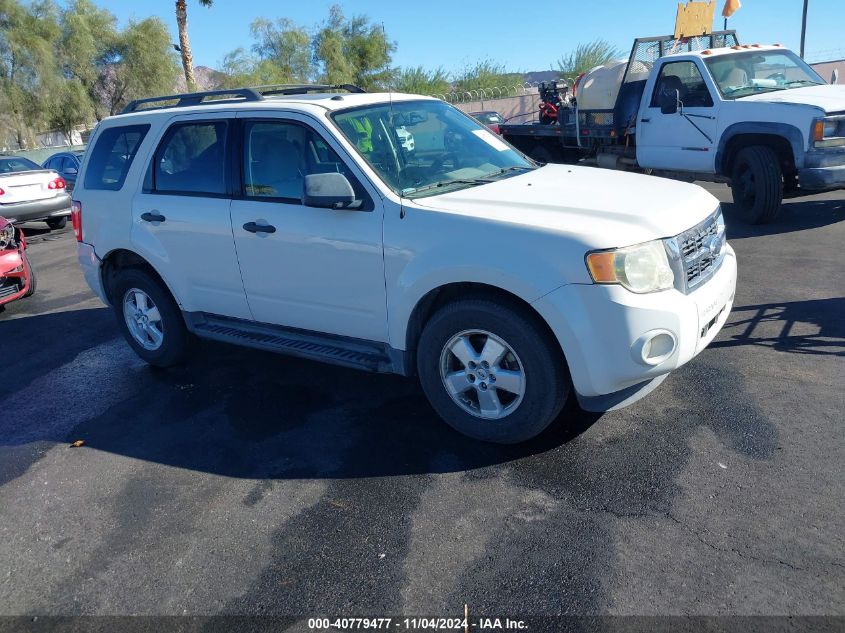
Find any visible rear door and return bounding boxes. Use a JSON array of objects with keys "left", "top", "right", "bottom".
[
  {"left": 131, "top": 113, "right": 251, "bottom": 319},
  {"left": 636, "top": 60, "right": 719, "bottom": 172},
  {"left": 229, "top": 113, "right": 388, "bottom": 342}
]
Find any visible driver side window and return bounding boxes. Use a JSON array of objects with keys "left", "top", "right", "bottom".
[{"left": 651, "top": 61, "right": 714, "bottom": 109}]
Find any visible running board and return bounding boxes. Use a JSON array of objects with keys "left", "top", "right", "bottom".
[{"left": 185, "top": 313, "right": 397, "bottom": 373}]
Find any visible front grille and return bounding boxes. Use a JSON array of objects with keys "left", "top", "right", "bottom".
[
  {"left": 0, "top": 282, "right": 20, "bottom": 299},
  {"left": 669, "top": 209, "right": 726, "bottom": 293}
]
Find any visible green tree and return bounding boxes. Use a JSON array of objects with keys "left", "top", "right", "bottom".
[
  {"left": 175, "top": 0, "right": 212, "bottom": 91},
  {"left": 250, "top": 17, "right": 314, "bottom": 82},
  {"left": 391, "top": 66, "right": 450, "bottom": 95},
  {"left": 452, "top": 60, "right": 522, "bottom": 93},
  {"left": 57, "top": 0, "right": 118, "bottom": 120},
  {"left": 47, "top": 79, "right": 92, "bottom": 142},
  {"left": 217, "top": 47, "right": 292, "bottom": 89},
  {"left": 313, "top": 5, "right": 394, "bottom": 90},
  {"left": 0, "top": 0, "right": 62, "bottom": 148},
  {"left": 98, "top": 18, "right": 179, "bottom": 116},
  {"left": 556, "top": 39, "right": 623, "bottom": 80}
]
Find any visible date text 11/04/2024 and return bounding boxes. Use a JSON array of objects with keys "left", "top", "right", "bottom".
[{"left": 307, "top": 617, "right": 529, "bottom": 630}]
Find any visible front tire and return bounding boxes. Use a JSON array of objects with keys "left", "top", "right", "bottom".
[
  {"left": 730, "top": 146, "right": 783, "bottom": 224},
  {"left": 23, "top": 253, "right": 36, "bottom": 297},
  {"left": 112, "top": 268, "right": 188, "bottom": 367},
  {"left": 417, "top": 299, "right": 569, "bottom": 444}
]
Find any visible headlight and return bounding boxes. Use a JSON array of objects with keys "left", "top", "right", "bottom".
[
  {"left": 813, "top": 117, "right": 845, "bottom": 147},
  {"left": 586, "top": 239, "right": 675, "bottom": 293},
  {"left": 0, "top": 220, "right": 14, "bottom": 250}
]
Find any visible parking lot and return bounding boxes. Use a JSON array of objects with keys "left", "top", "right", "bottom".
[{"left": 0, "top": 184, "right": 843, "bottom": 618}]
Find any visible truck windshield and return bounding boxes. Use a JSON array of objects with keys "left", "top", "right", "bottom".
[
  {"left": 331, "top": 99, "right": 534, "bottom": 199},
  {"left": 705, "top": 49, "right": 825, "bottom": 99}
]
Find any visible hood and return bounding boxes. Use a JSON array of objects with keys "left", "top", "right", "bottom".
[
  {"left": 739, "top": 84, "right": 845, "bottom": 113},
  {"left": 411, "top": 164, "right": 719, "bottom": 249}
]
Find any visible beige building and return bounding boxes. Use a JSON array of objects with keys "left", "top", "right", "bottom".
[{"left": 811, "top": 60, "right": 845, "bottom": 84}]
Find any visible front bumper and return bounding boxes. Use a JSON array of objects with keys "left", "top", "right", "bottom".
[
  {"left": 533, "top": 245, "right": 737, "bottom": 410},
  {"left": 0, "top": 193, "right": 72, "bottom": 224},
  {"left": 799, "top": 147, "right": 845, "bottom": 192},
  {"left": 77, "top": 242, "right": 108, "bottom": 304},
  {"left": 0, "top": 247, "right": 32, "bottom": 307}
]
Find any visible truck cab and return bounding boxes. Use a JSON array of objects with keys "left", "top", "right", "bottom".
[
  {"left": 500, "top": 31, "right": 845, "bottom": 224},
  {"left": 635, "top": 44, "right": 845, "bottom": 222}
]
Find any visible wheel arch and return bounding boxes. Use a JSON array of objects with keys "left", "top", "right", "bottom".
[
  {"left": 99, "top": 248, "right": 178, "bottom": 306},
  {"left": 402, "top": 281, "right": 568, "bottom": 377},
  {"left": 716, "top": 123, "right": 805, "bottom": 178}
]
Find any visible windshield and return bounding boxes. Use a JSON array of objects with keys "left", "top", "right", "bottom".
[
  {"left": 706, "top": 49, "right": 825, "bottom": 99},
  {"left": 331, "top": 100, "right": 534, "bottom": 198},
  {"left": 0, "top": 157, "right": 41, "bottom": 173}
]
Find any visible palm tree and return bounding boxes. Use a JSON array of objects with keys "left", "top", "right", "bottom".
[{"left": 175, "top": 0, "right": 213, "bottom": 91}]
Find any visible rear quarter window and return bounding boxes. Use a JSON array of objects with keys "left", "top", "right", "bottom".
[{"left": 83, "top": 124, "right": 150, "bottom": 191}]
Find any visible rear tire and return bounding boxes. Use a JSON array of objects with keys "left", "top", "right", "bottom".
[
  {"left": 730, "top": 145, "right": 783, "bottom": 224},
  {"left": 111, "top": 268, "right": 188, "bottom": 367},
  {"left": 417, "top": 298, "right": 569, "bottom": 444},
  {"left": 529, "top": 144, "right": 554, "bottom": 164},
  {"left": 46, "top": 217, "right": 67, "bottom": 230}
]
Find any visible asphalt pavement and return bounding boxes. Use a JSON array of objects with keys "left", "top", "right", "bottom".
[{"left": 0, "top": 185, "right": 843, "bottom": 620}]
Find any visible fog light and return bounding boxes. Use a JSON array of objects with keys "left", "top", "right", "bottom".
[{"left": 632, "top": 330, "right": 677, "bottom": 366}]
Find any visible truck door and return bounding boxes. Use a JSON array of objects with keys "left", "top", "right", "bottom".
[{"left": 636, "top": 60, "right": 719, "bottom": 172}]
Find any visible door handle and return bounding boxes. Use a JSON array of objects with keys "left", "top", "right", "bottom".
[
  {"left": 640, "top": 118, "right": 651, "bottom": 123},
  {"left": 140, "top": 211, "right": 166, "bottom": 223},
  {"left": 243, "top": 221, "right": 276, "bottom": 234}
]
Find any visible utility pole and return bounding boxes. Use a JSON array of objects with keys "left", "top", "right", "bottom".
[{"left": 800, "top": 0, "right": 809, "bottom": 59}]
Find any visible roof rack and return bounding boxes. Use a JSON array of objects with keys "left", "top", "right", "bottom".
[
  {"left": 122, "top": 88, "right": 263, "bottom": 114},
  {"left": 257, "top": 83, "right": 367, "bottom": 96},
  {"left": 121, "top": 84, "right": 366, "bottom": 115}
]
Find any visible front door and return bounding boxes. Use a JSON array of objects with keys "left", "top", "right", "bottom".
[
  {"left": 637, "top": 60, "right": 719, "bottom": 172},
  {"left": 229, "top": 115, "right": 388, "bottom": 342},
  {"left": 131, "top": 113, "right": 251, "bottom": 320}
]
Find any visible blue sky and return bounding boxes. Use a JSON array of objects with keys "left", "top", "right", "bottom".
[{"left": 94, "top": 0, "right": 845, "bottom": 73}]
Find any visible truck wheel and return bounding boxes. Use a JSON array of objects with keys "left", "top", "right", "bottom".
[
  {"left": 112, "top": 268, "right": 188, "bottom": 367},
  {"left": 417, "top": 299, "right": 569, "bottom": 444},
  {"left": 730, "top": 146, "right": 783, "bottom": 224},
  {"left": 529, "top": 145, "right": 554, "bottom": 164}
]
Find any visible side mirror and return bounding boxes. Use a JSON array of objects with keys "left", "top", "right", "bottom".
[
  {"left": 303, "top": 172, "right": 357, "bottom": 209},
  {"left": 65, "top": 167, "right": 78, "bottom": 176},
  {"left": 660, "top": 90, "right": 681, "bottom": 114},
  {"left": 659, "top": 88, "right": 681, "bottom": 115}
]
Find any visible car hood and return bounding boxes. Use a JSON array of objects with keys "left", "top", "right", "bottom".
[
  {"left": 410, "top": 164, "right": 720, "bottom": 249},
  {"left": 739, "top": 84, "right": 845, "bottom": 113}
]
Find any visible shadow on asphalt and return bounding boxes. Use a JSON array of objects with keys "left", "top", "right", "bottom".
[
  {"left": 0, "top": 306, "right": 602, "bottom": 478},
  {"left": 722, "top": 196, "right": 845, "bottom": 238},
  {"left": 711, "top": 297, "right": 845, "bottom": 357}
]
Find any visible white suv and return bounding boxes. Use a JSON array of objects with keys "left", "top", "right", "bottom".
[{"left": 74, "top": 85, "right": 737, "bottom": 443}]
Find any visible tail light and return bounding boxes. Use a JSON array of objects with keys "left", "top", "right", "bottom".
[
  {"left": 0, "top": 187, "right": 5, "bottom": 196},
  {"left": 71, "top": 200, "right": 82, "bottom": 242},
  {"left": 489, "top": 124, "right": 501, "bottom": 135},
  {"left": 48, "top": 177, "right": 67, "bottom": 190}
]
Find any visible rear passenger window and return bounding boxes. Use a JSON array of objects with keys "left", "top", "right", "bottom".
[
  {"left": 84, "top": 125, "right": 150, "bottom": 191},
  {"left": 153, "top": 122, "right": 227, "bottom": 195}
]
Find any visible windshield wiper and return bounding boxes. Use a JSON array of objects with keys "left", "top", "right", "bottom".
[
  {"left": 483, "top": 165, "right": 537, "bottom": 179},
  {"left": 402, "top": 178, "right": 489, "bottom": 196},
  {"left": 786, "top": 80, "right": 823, "bottom": 88}
]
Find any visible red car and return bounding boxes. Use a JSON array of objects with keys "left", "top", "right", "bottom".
[
  {"left": 469, "top": 111, "right": 505, "bottom": 134},
  {"left": 0, "top": 216, "right": 35, "bottom": 309}
]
